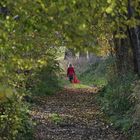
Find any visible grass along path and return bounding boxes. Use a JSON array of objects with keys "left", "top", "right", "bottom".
[{"left": 30, "top": 86, "right": 127, "bottom": 140}]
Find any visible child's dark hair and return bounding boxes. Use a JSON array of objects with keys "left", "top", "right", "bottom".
[{"left": 69, "top": 64, "right": 72, "bottom": 67}]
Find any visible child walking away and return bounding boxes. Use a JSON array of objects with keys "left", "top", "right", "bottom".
[
  {"left": 67, "top": 64, "right": 75, "bottom": 83},
  {"left": 67, "top": 64, "right": 80, "bottom": 83}
]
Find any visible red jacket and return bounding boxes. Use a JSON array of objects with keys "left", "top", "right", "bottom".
[{"left": 67, "top": 67, "right": 75, "bottom": 76}]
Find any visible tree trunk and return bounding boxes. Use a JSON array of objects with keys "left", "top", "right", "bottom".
[
  {"left": 114, "top": 34, "right": 129, "bottom": 74},
  {"left": 127, "top": 27, "right": 138, "bottom": 73},
  {"left": 128, "top": 0, "right": 140, "bottom": 75}
]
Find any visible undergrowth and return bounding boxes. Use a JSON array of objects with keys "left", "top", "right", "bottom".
[
  {"left": 28, "top": 55, "right": 62, "bottom": 96},
  {"left": 79, "top": 59, "right": 107, "bottom": 87},
  {"left": 97, "top": 68, "right": 139, "bottom": 139},
  {"left": 98, "top": 73, "right": 137, "bottom": 131},
  {"left": 79, "top": 57, "right": 140, "bottom": 139},
  {"left": 0, "top": 90, "right": 34, "bottom": 140}
]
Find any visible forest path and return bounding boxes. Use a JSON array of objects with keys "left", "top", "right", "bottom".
[{"left": 31, "top": 87, "right": 127, "bottom": 140}]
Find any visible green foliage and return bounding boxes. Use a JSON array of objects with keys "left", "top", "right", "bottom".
[
  {"left": 0, "top": 1, "right": 63, "bottom": 136},
  {"left": 0, "top": 0, "right": 139, "bottom": 138},
  {"left": 0, "top": 0, "right": 61, "bottom": 87},
  {"left": 99, "top": 73, "right": 136, "bottom": 115},
  {"left": 79, "top": 57, "right": 136, "bottom": 133},
  {"left": 0, "top": 85, "right": 13, "bottom": 101},
  {"left": 131, "top": 80, "right": 140, "bottom": 130},
  {"left": 0, "top": 94, "right": 34, "bottom": 140},
  {"left": 110, "top": 115, "right": 133, "bottom": 132},
  {"left": 132, "top": 133, "right": 140, "bottom": 140},
  {"left": 79, "top": 60, "right": 108, "bottom": 87},
  {"left": 30, "top": 65, "right": 61, "bottom": 96},
  {"left": 28, "top": 50, "right": 62, "bottom": 96},
  {"left": 49, "top": 113, "right": 62, "bottom": 124},
  {"left": 98, "top": 72, "right": 138, "bottom": 136}
]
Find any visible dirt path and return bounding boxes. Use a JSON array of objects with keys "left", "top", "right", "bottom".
[{"left": 31, "top": 87, "right": 127, "bottom": 140}]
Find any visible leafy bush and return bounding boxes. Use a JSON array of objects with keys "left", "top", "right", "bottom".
[
  {"left": 131, "top": 80, "right": 140, "bottom": 119},
  {"left": 0, "top": 92, "right": 33, "bottom": 140},
  {"left": 99, "top": 73, "right": 136, "bottom": 114},
  {"left": 29, "top": 51, "right": 62, "bottom": 96},
  {"left": 97, "top": 72, "right": 138, "bottom": 136}
]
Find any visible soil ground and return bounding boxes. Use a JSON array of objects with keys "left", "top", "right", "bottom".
[{"left": 31, "top": 87, "right": 127, "bottom": 140}]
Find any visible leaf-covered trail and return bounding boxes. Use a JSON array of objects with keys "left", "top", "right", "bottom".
[{"left": 31, "top": 87, "right": 127, "bottom": 140}]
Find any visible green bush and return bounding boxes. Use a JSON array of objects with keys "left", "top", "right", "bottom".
[
  {"left": 98, "top": 72, "right": 137, "bottom": 135},
  {"left": 29, "top": 54, "right": 62, "bottom": 96},
  {"left": 0, "top": 94, "right": 33, "bottom": 140},
  {"left": 99, "top": 73, "right": 136, "bottom": 114}
]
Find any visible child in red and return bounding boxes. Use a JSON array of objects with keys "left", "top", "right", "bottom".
[{"left": 67, "top": 64, "right": 75, "bottom": 83}]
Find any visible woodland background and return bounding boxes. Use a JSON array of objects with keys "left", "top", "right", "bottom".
[{"left": 0, "top": 0, "right": 140, "bottom": 140}]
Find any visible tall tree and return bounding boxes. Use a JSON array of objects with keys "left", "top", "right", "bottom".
[{"left": 128, "top": 0, "right": 140, "bottom": 75}]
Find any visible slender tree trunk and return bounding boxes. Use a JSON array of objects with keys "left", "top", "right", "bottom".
[
  {"left": 113, "top": 30, "right": 129, "bottom": 74},
  {"left": 127, "top": 27, "right": 138, "bottom": 73},
  {"left": 131, "top": 27, "right": 140, "bottom": 75},
  {"left": 128, "top": 0, "right": 140, "bottom": 75}
]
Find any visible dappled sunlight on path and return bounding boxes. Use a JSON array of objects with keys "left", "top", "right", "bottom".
[
  {"left": 64, "top": 83, "right": 100, "bottom": 92},
  {"left": 30, "top": 87, "right": 127, "bottom": 140}
]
